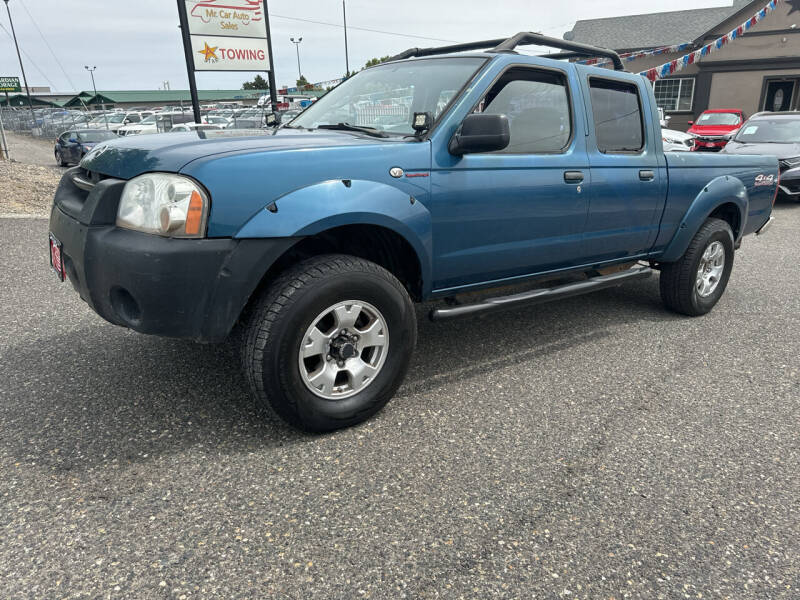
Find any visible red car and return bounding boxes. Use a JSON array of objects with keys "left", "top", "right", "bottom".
[{"left": 688, "top": 109, "right": 746, "bottom": 151}]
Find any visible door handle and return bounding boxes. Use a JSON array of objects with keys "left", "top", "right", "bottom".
[
  {"left": 639, "top": 169, "right": 655, "bottom": 181},
  {"left": 564, "top": 171, "right": 584, "bottom": 184}
]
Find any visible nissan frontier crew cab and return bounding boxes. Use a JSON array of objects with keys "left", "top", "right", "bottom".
[{"left": 48, "top": 33, "right": 777, "bottom": 432}]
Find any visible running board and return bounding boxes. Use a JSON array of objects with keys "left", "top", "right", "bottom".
[{"left": 429, "top": 266, "right": 653, "bottom": 320}]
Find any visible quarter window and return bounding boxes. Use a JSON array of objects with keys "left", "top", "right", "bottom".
[
  {"left": 474, "top": 68, "right": 571, "bottom": 153},
  {"left": 653, "top": 78, "right": 694, "bottom": 112},
  {"left": 589, "top": 78, "right": 644, "bottom": 153}
]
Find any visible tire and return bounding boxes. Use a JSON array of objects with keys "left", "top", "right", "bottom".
[
  {"left": 241, "top": 254, "right": 417, "bottom": 432},
  {"left": 659, "top": 218, "right": 734, "bottom": 316},
  {"left": 55, "top": 150, "right": 68, "bottom": 167}
]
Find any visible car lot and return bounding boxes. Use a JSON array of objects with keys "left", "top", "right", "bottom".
[{"left": 1, "top": 196, "right": 798, "bottom": 597}]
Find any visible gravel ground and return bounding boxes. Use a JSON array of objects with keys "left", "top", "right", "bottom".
[
  {"left": 1, "top": 204, "right": 798, "bottom": 598},
  {"left": 0, "top": 133, "right": 63, "bottom": 216}
]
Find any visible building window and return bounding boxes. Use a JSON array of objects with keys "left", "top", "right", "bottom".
[{"left": 653, "top": 78, "right": 694, "bottom": 112}]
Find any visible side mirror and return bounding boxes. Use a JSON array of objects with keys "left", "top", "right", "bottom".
[
  {"left": 687, "top": 120, "right": 694, "bottom": 126},
  {"left": 665, "top": 115, "right": 672, "bottom": 123},
  {"left": 449, "top": 113, "right": 510, "bottom": 156}
]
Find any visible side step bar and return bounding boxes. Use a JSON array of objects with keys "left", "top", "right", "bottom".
[{"left": 430, "top": 266, "right": 653, "bottom": 320}]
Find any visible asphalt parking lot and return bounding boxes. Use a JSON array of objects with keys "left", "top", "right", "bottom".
[{"left": 1, "top": 206, "right": 798, "bottom": 598}]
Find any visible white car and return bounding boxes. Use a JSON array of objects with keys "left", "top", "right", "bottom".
[
  {"left": 203, "top": 115, "right": 232, "bottom": 128},
  {"left": 117, "top": 113, "right": 160, "bottom": 136},
  {"left": 169, "top": 123, "right": 224, "bottom": 133},
  {"left": 662, "top": 128, "right": 695, "bottom": 152}
]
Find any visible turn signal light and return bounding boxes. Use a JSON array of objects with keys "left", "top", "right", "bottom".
[{"left": 184, "top": 190, "right": 204, "bottom": 235}]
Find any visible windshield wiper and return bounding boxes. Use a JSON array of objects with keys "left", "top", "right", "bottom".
[{"left": 316, "top": 122, "right": 389, "bottom": 138}]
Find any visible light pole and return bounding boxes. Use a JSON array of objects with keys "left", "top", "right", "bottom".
[
  {"left": 343, "top": 1, "right": 350, "bottom": 77},
  {"left": 3, "top": 0, "right": 36, "bottom": 128},
  {"left": 290, "top": 37, "right": 302, "bottom": 83},
  {"left": 84, "top": 66, "right": 108, "bottom": 130}
]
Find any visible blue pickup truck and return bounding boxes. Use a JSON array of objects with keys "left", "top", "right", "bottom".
[{"left": 48, "top": 33, "right": 777, "bottom": 432}]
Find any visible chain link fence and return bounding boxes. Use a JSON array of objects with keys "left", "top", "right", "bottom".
[{"left": 0, "top": 105, "right": 281, "bottom": 142}]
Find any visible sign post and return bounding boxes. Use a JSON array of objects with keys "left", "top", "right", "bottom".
[{"left": 177, "top": 1, "right": 278, "bottom": 121}]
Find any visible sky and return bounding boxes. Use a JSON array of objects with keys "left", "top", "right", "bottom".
[{"left": 0, "top": 0, "right": 739, "bottom": 93}]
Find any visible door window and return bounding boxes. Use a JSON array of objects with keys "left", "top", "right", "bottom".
[
  {"left": 473, "top": 67, "right": 571, "bottom": 153},
  {"left": 589, "top": 78, "right": 644, "bottom": 153}
]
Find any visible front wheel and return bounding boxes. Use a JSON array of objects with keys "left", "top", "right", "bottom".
[
  {"left": 659, "top": 217, "right": 734, "bottom": 316},
  {"left": 55, "top": 150, "right": 68, "bottom": 167},
  {"left": 241, "top": 254, "right": 417, "bottom": 432}
]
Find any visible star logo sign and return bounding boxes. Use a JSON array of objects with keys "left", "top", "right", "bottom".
[{"left": 197, "top": 42, "right": 219, "bottom": 63}]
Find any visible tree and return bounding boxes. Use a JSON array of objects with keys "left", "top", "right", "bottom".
[
  {"left": 363, "top": 56, "right": 392, "bottom": 69},
  {"left": 242, "top": 74, "right": 268, "bottom": 90},
  {"left": 296, "top": 75, "right": 316, "bottom": 91}
]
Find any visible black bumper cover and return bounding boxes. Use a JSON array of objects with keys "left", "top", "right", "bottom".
[{"left": 49, "top": 168, "right": 299, "bottom": 342}]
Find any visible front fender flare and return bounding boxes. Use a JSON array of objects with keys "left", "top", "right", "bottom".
[
  {"left": 235, "top": 179, "right": 433, "bottom": 295},
  {"left": 660, "top": 175, "right": 748, "bottom": 263}
]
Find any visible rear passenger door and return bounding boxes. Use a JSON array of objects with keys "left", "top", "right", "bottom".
[{"left": 582, "top": 75, "right": 667, "bottom": 263}]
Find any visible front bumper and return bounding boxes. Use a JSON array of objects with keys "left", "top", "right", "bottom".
[
  {"left": 777, "top": 166, "right": 800, "bottom": 198},
  {"left": 49, "top": 167, "right": 299, "bottom": 341},
  {"left": 691, "top": 137, "right": 727, "bottom": 151}
]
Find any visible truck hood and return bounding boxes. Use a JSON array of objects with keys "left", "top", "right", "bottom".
[
  {"left": 722, "top": 141, "right": 800, "bottom": 160},
  {"left": 80, "top": 129, "right": 392, "bottom": 180}
]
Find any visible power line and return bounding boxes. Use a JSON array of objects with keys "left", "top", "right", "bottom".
[
  {"left": 269, "top": 13, "right": 459, "bottom": 43},
  {"left": 0, "top": 20, "right": 58, "bottom": 91},
  {"left": 18, "top": 0, "right": 77, "bottom": 90}
]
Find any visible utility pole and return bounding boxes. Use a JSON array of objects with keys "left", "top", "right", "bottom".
[
  {"left": 3, "top": 0, "right": 36, "bottom": 128},
  {"left": 290, "top": 37, "right": 302, "bottom": 82},
  {"left": 0, "top": 104, "right": 9, "bottom": 160},
  {"left": 84, "top": 66, "right": 108, "bottom": 130},
  {"left": 343, "top": 1, "right": 350, "bottom": 77}
]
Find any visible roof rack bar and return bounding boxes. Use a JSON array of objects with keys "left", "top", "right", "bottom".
[
  {"left": 389, "top": 31, "right": 625, "bottom": 72},
  {"left": 389, "top": 39, "right": 506, "bottom": 62},
  {"left": 490, "top": 32, "right": 624, "bottom": 71}
]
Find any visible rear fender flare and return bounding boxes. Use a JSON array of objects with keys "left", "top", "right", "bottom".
[
  {"left": 660, "top": 175, "right": 748, "bottom": 263},
  {"left": 234, "top": 179, "right": 433, "bottom": 295}
]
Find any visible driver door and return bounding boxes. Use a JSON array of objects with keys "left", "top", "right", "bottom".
[{"left": 429, "top": 65, "right": 590, "bottom": 293}]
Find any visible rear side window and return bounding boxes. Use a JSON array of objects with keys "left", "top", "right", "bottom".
[
  {"left": 474, "top": 68, "right": 571, "bottom": 153},
  {"left": 589, "top": 78, "right": 644, "bottom": 153}
]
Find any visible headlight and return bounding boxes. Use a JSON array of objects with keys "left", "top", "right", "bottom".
[{"left": 117, "top": 173, "right": 209, "bottom": 238}]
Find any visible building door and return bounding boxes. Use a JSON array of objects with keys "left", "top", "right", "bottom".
[{"left": 763, "top": 80, "right": 796, "bottom": 112}]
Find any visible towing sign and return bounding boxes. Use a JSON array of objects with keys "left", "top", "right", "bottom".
[{"left": 191, "top": 35, "right": 270, "bottom": 71}]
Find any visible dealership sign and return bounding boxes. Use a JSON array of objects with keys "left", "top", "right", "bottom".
[
  {"left": 177, "top": 0, "right": 277, "bottom": 118},
  {"left": 191, "top": 35, "right": 270, "bottom": 71},
  {"left": 185, "top": 0, "right": 265, "bottom": 38},
  {"left": 0, "top": 76, "right": 22, "bottom": 93}
]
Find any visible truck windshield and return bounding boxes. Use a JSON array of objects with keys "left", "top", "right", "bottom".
[{"left": 290, "top": 57, "right": 486, "bottom": 136}]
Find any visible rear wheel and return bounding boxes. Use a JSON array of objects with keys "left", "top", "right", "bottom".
[
  {"left": 241, "top": 254, "right": 417, "bottom": 432},
  {"left": 659, "top": 218, "right": 734, "bottom": 316}
]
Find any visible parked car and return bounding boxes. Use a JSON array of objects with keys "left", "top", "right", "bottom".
[
  {"left": 95, "top": 111, "right": 154, "bottom": 133},
  {"left": 202, "top": 115, "right": 231, "bottom": 127},
  {"left": 48, "top": 33, "right": 777, "bottom": 432},
  {"left": 688, "top": 109, "right": 745, "bottom": 151},
  {"left": 722, "top": 111, "right": 800, "bottom": 201},
  {"left": 53, "top": 128, "right": 118, "bottom": 166},
  {"left": 662, "top": 128, "right": 695, "bottom": 151},
  {"left": 169, "top": 123, "right": 224, "bottom": 132}
]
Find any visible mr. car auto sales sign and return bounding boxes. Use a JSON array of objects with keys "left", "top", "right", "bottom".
[
  {"left": 185, "top": 0, "right": 269, "bottom": 71},
  {"left": 185, "top": 0, "right": 265, "bottom": 38}
]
